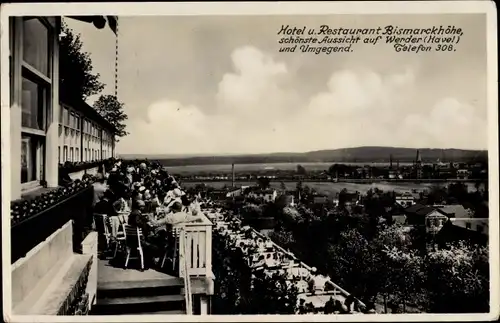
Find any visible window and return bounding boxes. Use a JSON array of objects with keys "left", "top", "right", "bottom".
[
  {"left": 70, "top": 147, "right": 74, "bottom": 162},
  {"left": 75, "top": 116, "right": 80, "bottom": 130},
  {"left": 10, "top": 18, "right": 14, "bottom": 104},
  {"left": 84, "top": 148, "right": 87, "bottom": 161},
  {"left": 23, "top": 18, "right": 49, "bottom": 76},
  {"left": 58, "top": 146, "right": 60, "bottom": 163},
  {"left": 21, "top": 77, "right": 46, "bottom": 131},
  {"left": 75, "top": 148, "right": 79, "bottom": 162}
]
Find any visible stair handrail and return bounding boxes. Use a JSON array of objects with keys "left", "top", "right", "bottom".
[{"left": 180, "top": 228, "right": 193, "bottom": 315}]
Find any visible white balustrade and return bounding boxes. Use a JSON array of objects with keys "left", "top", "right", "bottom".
[{"left": 178, "top": 214, "right": 213, "bottom": 278}]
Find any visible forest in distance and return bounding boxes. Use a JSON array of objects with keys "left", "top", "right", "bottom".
[{"left": 120, "top": 146, "right": 487, "bottom": 167}]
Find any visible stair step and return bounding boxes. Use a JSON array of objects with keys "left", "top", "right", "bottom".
[
  {"left": 137, "top": 310, "right": 186, "bottom": 315},
  {"left": 97, "top": 284, "right": 183, "bottom": 299},
  {"left": 98, "top": 277, "right": 184, "bottom": 291},
  {"left": 98, "top": 294, "right": 184, "bottom": 306}
]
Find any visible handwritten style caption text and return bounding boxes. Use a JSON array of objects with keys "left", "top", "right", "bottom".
[{"left": 277, "top": 24, "right": 464, "bottom": 55}]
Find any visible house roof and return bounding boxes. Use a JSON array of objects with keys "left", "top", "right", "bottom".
[
  {"left": 388, "top": 203, "right": 407, "bottom": 215},
  {"left": 397, "top": 192, "right": 414, "bottom": 198},
  {"left": 61, "top": 99, "right": 118, "bottom": 133},
  {"left": 392, "top": 215, "right": 407, "bottom": 225},
  {"left": 437, "top": 204, "right": 471, "bottom": 218},
  {"left": 66, "top": 16, "right": 118, "bottom": 35},
  {"left": 404, "top": 203, "right": 437, "bottom": 217},
  {"left": 396, "top": 191, "right": 420, "bottom": 200},
  {"left": 449, "top": 218, "right": 489, "bottom": 235}
]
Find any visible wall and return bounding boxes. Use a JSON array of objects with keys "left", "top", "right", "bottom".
[
  {"left": 68, "top": 166, "right": 99, "bottom": 181},
  {"left": 11, "top": 220, "right": 73, "bottom": 309},
  {"left": 9, "top": 17, "right": 60, "bottom": 200}
]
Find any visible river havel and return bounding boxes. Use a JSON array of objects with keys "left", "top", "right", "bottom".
[{"left": 394, "top": 43, "right": 432, "bottom": 53}]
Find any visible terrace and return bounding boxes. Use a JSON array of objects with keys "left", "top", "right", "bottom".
[{"left": 10, "top": 177, "right": 215, "bottom": 316}]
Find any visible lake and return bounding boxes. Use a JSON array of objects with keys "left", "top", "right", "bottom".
[
  {"left": 180, "top": 180, "right": 481, "bottom": 196},
  {"left": 164, "top": 161, "right": 415, "bottom": 175}
]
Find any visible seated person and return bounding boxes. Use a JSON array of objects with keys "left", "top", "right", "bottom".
[
  {"left": 128, "top": 200, "right": 151, "bottom": 233},
  {"left": 127, "top": 204, "right": 160, "bottom": 270},
  {"left": 151, "top": 202, "right": 203, "bottom": 230}
]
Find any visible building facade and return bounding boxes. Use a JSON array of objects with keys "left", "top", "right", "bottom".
[
  {"left": 8, "top": 16, "right": 115, "bottom": 200},
  {"left": 58, "top": 101, "right": 115, "bottom": 164}
]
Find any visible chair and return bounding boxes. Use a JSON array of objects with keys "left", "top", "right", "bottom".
[
  {"left": 160, "top": 225, "right": 180, "bottom": 271},
  {"left": 113, "top": 223, "right": 127, "bottom": 259},
  {"left": 94, "top": 213, "right": 111, "bottom": 251},
  {"left": 123, "top": 225, "right": 145, "bottom": 270}
]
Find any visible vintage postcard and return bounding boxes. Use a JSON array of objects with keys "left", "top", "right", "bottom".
[{"left": 1, "top": 1, "right": 498, "bottom": 322}]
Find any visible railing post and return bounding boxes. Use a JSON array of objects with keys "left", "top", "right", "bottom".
[{"left": 205, "top": 224, "right": 212, "bottom": 277}]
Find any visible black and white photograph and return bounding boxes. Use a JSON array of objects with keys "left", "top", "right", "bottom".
[{"left": 1, "top": 1, "right": 498, "bottom": 321}]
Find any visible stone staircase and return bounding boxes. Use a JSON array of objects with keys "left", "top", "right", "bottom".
[{"left": 91, "top": 276, "right": 187, "bottom": 315}]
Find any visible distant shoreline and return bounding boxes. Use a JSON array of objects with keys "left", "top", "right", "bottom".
[
  {"left": 119, "top": 146, "right": 487, "bottom": 167},
  {"left": 180, "top": 178, "right": 482, "bottom": 184}
]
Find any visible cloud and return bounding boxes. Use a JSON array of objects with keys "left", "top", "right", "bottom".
[
  {"left": 117, "top": 46, "right": 487, "bottom": 155},
  {"left": 400, "top": 98, "right": 487, "bottom": 149},
  {"left": 216, "top": 46, "right": 294, "bottom": 121}
]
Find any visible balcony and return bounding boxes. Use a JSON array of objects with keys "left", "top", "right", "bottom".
[
  {"left": 10, "top": 183, "right": 97, "bottom": 316},
  {"left": 11, "top": 185, "right": 94, "bottom": 264},
  {"left": 10, "top": 182, "right": 215, "bottom": 317},
  {"left": 179, "top": 215, "right": 213, "bottom": 278}
]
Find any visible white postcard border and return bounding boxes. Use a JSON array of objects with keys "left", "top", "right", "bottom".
[{"left": 1, "top": 1, "right": 498, "bottom": 322}]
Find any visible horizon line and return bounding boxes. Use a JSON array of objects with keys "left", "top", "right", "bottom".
[{"left": 116, "top": 145, "right": 488, "bottom": 157}]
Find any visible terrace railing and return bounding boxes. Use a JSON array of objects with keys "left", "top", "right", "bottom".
[
  {"left": 178, "top": 214, "right": 213, "bottom": 278},
  {"left": 180, "top": 228, "right": 194, "bottom": 315},
  {"left": 11, "top": 186, "right": 94, "bottom": 264}
]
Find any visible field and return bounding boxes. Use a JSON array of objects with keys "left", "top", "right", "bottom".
[{"left": 180, "top": 180, "right": 479, "bottom": 198}]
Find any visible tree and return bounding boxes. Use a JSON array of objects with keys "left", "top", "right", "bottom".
[
  {"left": 447, "top": 182, "right": 469, "bottom": 204},
  {"left": 93, "top": 95, "right": 129, "bottom": 138},
  {"left": 296, "top": 180, "right": 303, "bottom": 193},
  {"left": 256, "top": 177, "right": 271, "bottom": 190},
  {"left": 427, "top": 185, "right": 448, "bottom": 205},
  {"left": 59, "top": 23, "right": 105, "bottom": 101}
]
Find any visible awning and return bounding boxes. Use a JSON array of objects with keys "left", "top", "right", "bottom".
[{"left": 66, "top": 15, "right": 118, "bottom": 35}]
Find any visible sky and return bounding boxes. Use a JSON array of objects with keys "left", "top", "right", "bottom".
[{"left": 64, "top": 13, "right": 488, "bottom": 155}]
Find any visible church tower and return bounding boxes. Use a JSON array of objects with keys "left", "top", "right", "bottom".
[{"left": 414, "top": 150, "right": 422, "bottom": 179}]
